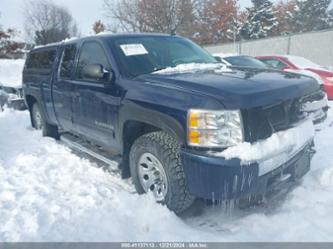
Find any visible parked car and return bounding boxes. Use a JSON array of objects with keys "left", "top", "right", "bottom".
[
  {"left": 23, "top": 34, "right": 319, "bottom": 214},
  {"left": 257, "top": 55, "right": 333, "bottom": 100},
  {"left": 0, "top": 84, "right": 26, "bottom": 110}
]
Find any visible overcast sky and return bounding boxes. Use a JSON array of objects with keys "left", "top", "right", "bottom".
[{"left": 0, "top": 0, "right": 331, "bottom": 38}]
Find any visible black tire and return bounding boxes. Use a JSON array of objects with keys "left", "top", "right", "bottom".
[
  {"left": 31, "top": 103, "right": 59, "bottom": 139},
  {"left": 129, "top": 131, "right": 195, "bottom": 214}
]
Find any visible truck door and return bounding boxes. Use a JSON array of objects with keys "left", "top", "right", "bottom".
[
  {"left": 53, "top": 44, "right": 77, "bottom": 131},
  {"left": 72, "top": 40, "right": 121, "bottom": 150}
]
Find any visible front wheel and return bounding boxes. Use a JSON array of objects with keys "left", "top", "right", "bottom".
[
  {"left": 129, "top": 131, "right": 195, "bottom": 214},
  {"left": 31, "top": 103, "right": 59, "bottom": 139}
]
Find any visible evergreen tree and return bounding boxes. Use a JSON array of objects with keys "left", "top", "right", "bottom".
[
  {"left": 240, "top": 0, "right": 278, "bottom": 40},
  {"left": 287, "top": 0, "right": 333, "bottom": 33},
  {"left": 328, "top": 7, "right": 333, "bottom": 27},
  {"left": 273, "top": 0, "right": 297, "bottom": 35}
]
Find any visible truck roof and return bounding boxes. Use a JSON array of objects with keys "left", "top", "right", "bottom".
[{"left": 30, "top": 33, "right": 175, "bottom": 52}]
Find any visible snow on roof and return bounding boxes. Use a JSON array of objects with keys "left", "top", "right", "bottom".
[
  {"left": 282, "top": 55, "right": 323, "bottom": 69},
  {"left": 213, "top": 52, "right": 239, "bottom": 58},
  {"left": 33, "top": 37, "right": 80, "bottom": 49}
]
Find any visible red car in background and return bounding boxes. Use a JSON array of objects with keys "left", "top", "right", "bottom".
[{"left": 257, "top": 55, "right": 333, "bottom": 100}]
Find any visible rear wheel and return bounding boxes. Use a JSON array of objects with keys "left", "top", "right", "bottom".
[
  {"left": 129, "top": 131, "right": 195, "bottom": 214},
  {"left": 31, "top": 103, "right": 59, "bottom": 139}
]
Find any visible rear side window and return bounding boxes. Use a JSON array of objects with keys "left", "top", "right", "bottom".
[
  {"left": 260, "top": 58, "right": 286, "bottom": 70},
  {"left": 60, "top": 44, "right": 77, "bottom": 79},
  {"left": 25, "top": 49, "right": 56, "bottom": 72},
  {"left": 76, "top": 42, "right": 110, "bottom": 82}
]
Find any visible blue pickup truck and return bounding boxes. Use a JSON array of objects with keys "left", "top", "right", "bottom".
[{"left": 23, "top": 33, "right": 320, "bottom": 214}]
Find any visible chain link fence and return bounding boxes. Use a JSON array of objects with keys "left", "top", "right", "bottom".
[{"left": 204, "top": 29, "right": 333, "bottom": 67}]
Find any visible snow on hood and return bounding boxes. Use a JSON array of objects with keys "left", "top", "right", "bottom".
[
  {"left": 216, "top": 119, "right": 315, "bottom": 166},
  {"left": 0, "top": 59, "right": 25, "bottom": 88},
  {"left": 154, "top": 63, "right": 230, "bottom": 74}
]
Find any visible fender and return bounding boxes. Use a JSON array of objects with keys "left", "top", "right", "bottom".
[
  {"left": 23, "top": 89, "right": 54, "bottom": 125},
  {"left": 118, "top": 100, "right": 187, "bottom": 150}
]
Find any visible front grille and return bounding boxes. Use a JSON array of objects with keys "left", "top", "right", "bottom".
[{"left": 242, "top": 98, "right": 305, "bottom": 143}]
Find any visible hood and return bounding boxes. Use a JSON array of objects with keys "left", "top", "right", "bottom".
[
  {"left": 284, "top": 69, "right": 323, "bottom": 86},
  {"left": 138, "top": 68, "right": 319, "bottom": 109}
]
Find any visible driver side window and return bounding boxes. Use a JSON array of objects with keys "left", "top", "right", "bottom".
[
  {"left": 262, "top": 59, "right": 287, "bottom": 70},
  {"left": 76, "top": 41, "right": 110, "bottom": 82}
]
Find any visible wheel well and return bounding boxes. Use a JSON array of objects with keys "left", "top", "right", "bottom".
[
  {"left": 121, "top": 120, "right": 161, "bottom": 178},
  {"left": 25, "top": 95, "right": 37, "bottom": 111},
  {"left": 25, "top": 95, "right": 37, "bottom": 125}
]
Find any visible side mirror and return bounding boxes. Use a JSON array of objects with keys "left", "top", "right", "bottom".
[{"left": 82, "top": 64, "right": 113, "bottom": 82}]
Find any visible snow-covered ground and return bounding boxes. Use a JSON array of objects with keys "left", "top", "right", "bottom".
[
  {"left": 0, "top": 59, "right": 25, "bottom": 88},
  {"left": 0, "top": 105, "right": 333, "bottom": 242}
]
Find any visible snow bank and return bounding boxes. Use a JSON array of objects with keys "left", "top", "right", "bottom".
[
  {"left": 0, "top": 105, "right": 333, "bottom": 241},
  {"left": 0, "top": 59, "right": 25, "bottom": 88},
  {"left": 217, "top": 119, "right": 314, "bottom": 163},
  {"left": 154, "top": 63, "right": 230, "bottom": 74},
  {"left": 0, "top": 109, "right": 213, "bottom": 241}
]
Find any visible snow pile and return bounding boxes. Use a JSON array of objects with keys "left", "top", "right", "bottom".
[
  {"left": 0, "top": 109, "right": 212, "bottom": 241},
  {"left": 218, "top": 119, "right": 314, "bottom": 163},
  {"left": 154, "top": 63, "right": 230, "bottom": 74},
  {"left": 0, "top": 105, "right": 333, "bottom": 241},
  {"left": 0, "top": 59, "right": 25, "bottom": 88}
]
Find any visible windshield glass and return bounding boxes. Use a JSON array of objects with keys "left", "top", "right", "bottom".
[
  {"left": 224, "top": 56, "right": 268, "bottom": 69},
  {"left": 108, "top": 36, "right": 217, "bottom": 77}
]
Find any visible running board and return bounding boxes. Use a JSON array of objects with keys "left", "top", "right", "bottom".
[{"left": 60, "top": 133, "right": 120, "bottom": 170}]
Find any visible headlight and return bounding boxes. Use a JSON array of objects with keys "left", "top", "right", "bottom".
[{"left": 187, "top": 109, "right": 244, "bottom": 148}]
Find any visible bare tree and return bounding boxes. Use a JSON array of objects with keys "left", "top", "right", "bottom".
[
  {"left": 92, "top": 20, "right": 107, "bottom": 34},
  {"left": 103, "top": 0, "right": 195, "bottom": 36},
  {"left": 24, "top": 0, "right": 79, "bottom": 45}
]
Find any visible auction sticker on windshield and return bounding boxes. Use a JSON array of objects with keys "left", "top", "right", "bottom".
[{"left": 120, "top": 44, "right": 148, "bottom": 56}]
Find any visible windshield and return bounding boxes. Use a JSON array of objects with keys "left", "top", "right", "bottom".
[
  {"left": 224, "top": 56, "right": 268, "bottom": 69},
  {"left": 108, "top": 36, "right": 217, "bottom": 77}
]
